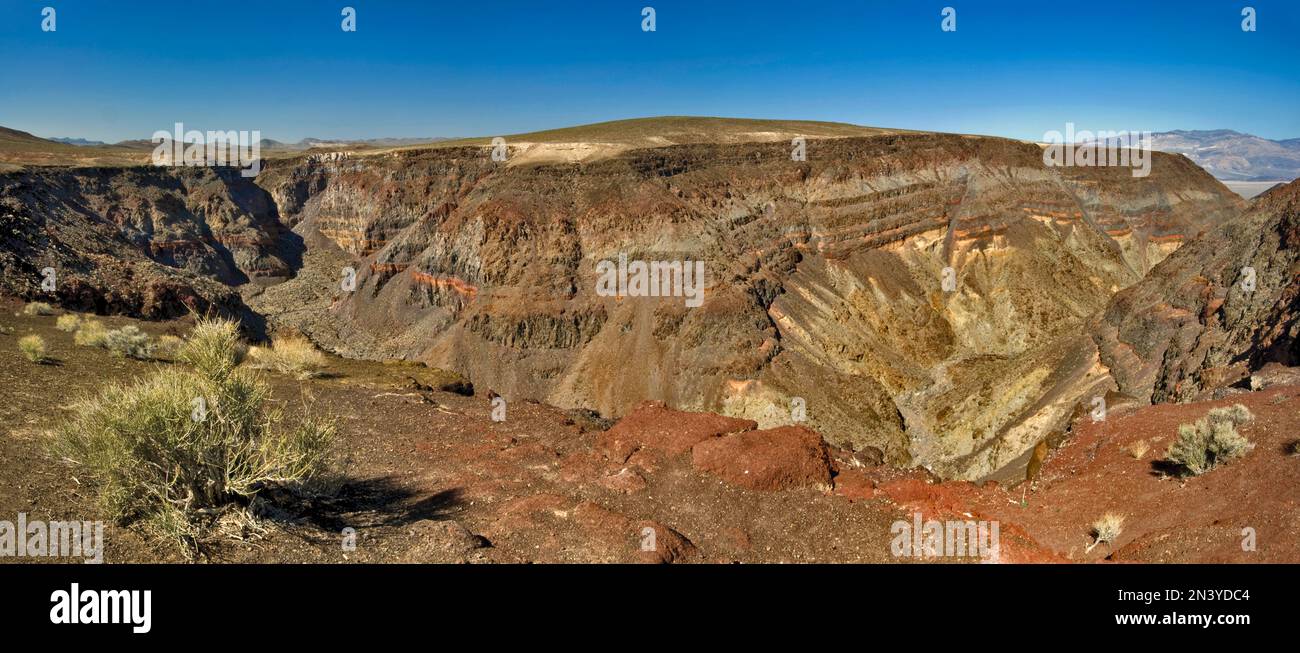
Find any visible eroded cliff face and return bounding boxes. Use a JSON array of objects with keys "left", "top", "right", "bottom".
[
  {"left": 0, "top": 132, "right": 1247, "bottom": 479},
  {"left": 245, "top": 134, "right": 1243, "bottom": 479},
  {"left": 0, "top": 167, "right": 294, "bottom": 318},
  {"left": 1094, "top": 178, "right": 1300, "bottom": 404}
]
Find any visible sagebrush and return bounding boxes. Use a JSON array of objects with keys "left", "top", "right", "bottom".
[
  {"left": 103, "top": 325, "right": 153, "bottom": 359},
  {"left": 1164, "top": 404, "right": 1254, "bottom": 476},
  {"left": 55, "top": 318, "right": 333, "bottom": 554}
]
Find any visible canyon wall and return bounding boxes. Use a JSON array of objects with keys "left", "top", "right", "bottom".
[
  {"left": 0, "top": 133, "right": 1248, "bottom": 479},
  {"left": 249, "top": 134, "right": 1242, "bottom": 479},
  {"left": 0, "top": 166, "right": 292, "bottom": 318},
  {"left": 1095, "top": 178, "right": 1300, "bottom": 403}
]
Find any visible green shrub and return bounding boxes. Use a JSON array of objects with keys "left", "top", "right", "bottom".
[
  {"left": 55, "top": 314, "right": 83, "bottom": 332},
  {"left": 103, "top": 325, "right": 153, "bottom": 359},
  {"left": 1165, "top": 404, "right": 1255, "bottom": 476},
  {"left": 18, "top": 334, "right": 47, "bottom": 363},
  {"left": 177, "top": 318, "right": 246, "bottom": 381},
  {"left": 54, "top": 317, "right": 333, "bottom": 554},
  {"left": 73, "top": 319, "right": 109, "bottom": 348},
  {"left": 23, "top": 302, "right": 56, "bottom": 316}
]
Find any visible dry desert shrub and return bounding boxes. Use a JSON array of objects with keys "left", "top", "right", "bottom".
[
  {"left": 1125, "top": 439, "right": 1150, "bottom": 460},
  {"left": 54, "top": 318, "right": 334, "bottom": 555},
  {"left": 1164, "top": 404, "right": 1254, "bottom": 476},
  {"left": 73, "top": 319, "right": 109, "bottom": 348},
  {"left": 104, "top": 325, "right": 153, "bottom": 360},
  {"left": 18, "top": 334, "right": 47, "bottom": 363},
  {"left": 55, "top": 313, "right": 82, "bottom": 332},
  {"left": 248, "top": 335, "right": 327, "bottom": 379},
  {"left": 152, "top": 334, "right": 184, "bottom": 361},
  {"left": 1087, "top": 512, "right": 1125, "bottom": 552},
  {"left": 178, "top": 317, "right": 247, "bottom": 380},
  {"left": 22, "top": 301, "right": 56, "bottom": 316}
]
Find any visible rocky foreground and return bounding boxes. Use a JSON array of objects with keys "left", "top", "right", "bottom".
[{"left": 2, "top": 303, "right": 1296, "bottom": 563}]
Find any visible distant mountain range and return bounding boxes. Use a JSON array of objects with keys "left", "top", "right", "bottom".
[
  {"left": 48, "top": 137, "right": 110, "bottom": 147},
  {"left": 1149, "top": 130, "right": 1300, "bottom": 181}
]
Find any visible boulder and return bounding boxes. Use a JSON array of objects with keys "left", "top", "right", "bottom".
[
  {"left": 597, "top": 400, "right": 757, "bottom": 462},
  {"left": 635, "top": 520, "right": 697, "bottom": 564},
  {"left": 598, "top": 467, "right": 648, "bottom": 494},
  {"left": 691, "top": 425, "right": 832, "bottom": 491}
]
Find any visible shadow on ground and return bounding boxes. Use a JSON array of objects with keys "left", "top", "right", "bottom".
[{"left": 257, "top": 476, "right": 464, "bottom": 532}]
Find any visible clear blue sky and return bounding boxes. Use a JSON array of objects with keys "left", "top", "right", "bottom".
[{"left": 1, "top": 0, "right": 1296, "bottom": 143}]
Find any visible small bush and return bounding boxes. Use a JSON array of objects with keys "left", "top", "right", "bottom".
[
  {"left": 152, "top": 335, "right": 184, "bottom": 361},
  {"left": 1125, "top": 439, "right": 1149, "bottom": 460},
  {"left": 23, "top": 302, "right": 56, "bottom": 316},
  {"left": 1164, "top": 404, "right": 1255, "bottom": 476},
  {"left": 177, "top": 318, "right": 246, "bottom": 381},
  {"left": 55, "top": 314, "right": 83, "bottom": 332},
  {"left": 1088, "top": 512, "right": 1125, "bottom": 552},
  {"left": 18, "top": 335, "right": 47, "bottom": 363},
  {"left": 73, "top": 319, "right": 109, "bottom": 348},
  {"left": 104, "top": 326, "right": 153, "bottom": 360},
  {"left": 248, "top": 335, "right": 326, "bottom": 379},
  {"left": 55, "top": 317, "right": 333, "bottom": 554}
]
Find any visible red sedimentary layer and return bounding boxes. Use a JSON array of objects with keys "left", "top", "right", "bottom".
[
  {"left": 411, "top": 271, "right": 479, "bottom": 298},
  {"left": 369, "top": 262, "right": 409, "bottom": 274}
]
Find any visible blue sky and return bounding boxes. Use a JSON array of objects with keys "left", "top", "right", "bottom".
[{"left": 1, "top": 0, "right": 1296, "bottom": 142}]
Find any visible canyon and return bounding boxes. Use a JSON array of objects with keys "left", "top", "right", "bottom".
[{"left": 5, "top": 117, "right": 1292, "bottom": 483}]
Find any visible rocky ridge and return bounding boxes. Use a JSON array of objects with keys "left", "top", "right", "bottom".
[{"left": 0, "top": 121, "right": 1253, "bottom": 480}]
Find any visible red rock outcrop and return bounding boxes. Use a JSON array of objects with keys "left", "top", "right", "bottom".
[
  {"left": 691, "top": 425, "right": 833, "bottom": 491},
  {"left": 596, "top": 400, "right": 756, "bottom": 462}
]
